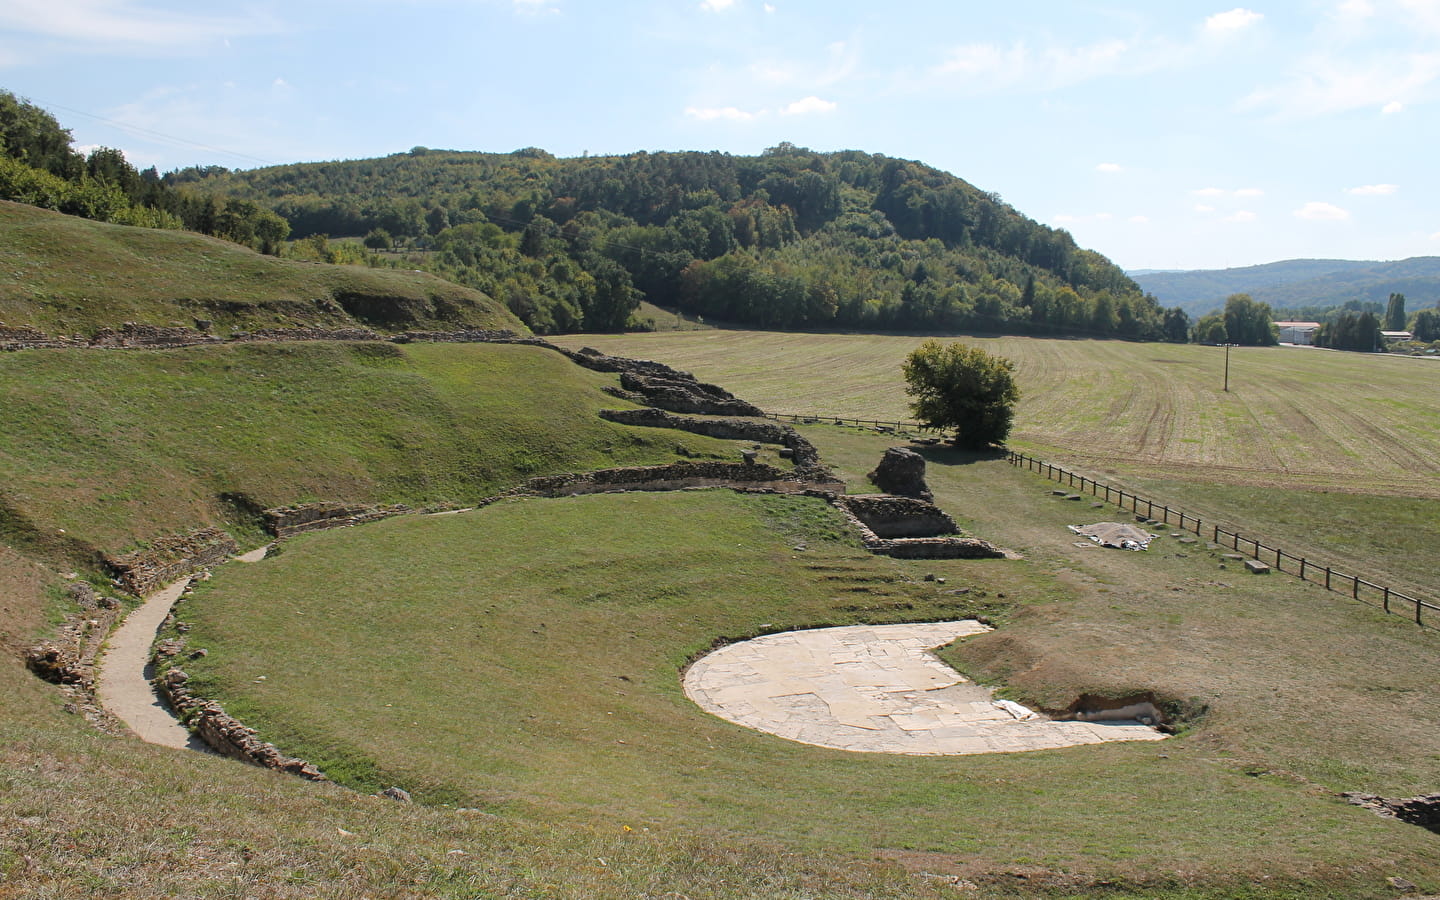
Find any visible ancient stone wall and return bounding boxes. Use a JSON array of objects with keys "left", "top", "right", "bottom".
[
  {"left": 156, "top": 666, "right": 326, "bottom": 781},
  {"left": 390, "top": 329, "right": 531, "bottom": 344},
  {"left": 838, "top": 495, "right": 959, "bottom": 538},
  {"left": 106, "top": 527, "right": 239, "bottom": 596},
  {"left": 24, "top": 582, "right": 122, "bottom": 689},
  {"left": 89, "top": 323, "right": 223, "bottom": 349},
  {"left": 523, "top": 461, "right": 839, "bottom": 497},
  {"left": 0, "top": 324, "right": 78, "bottom": 351},
  {"left": 832, "top": 495, "right": 1005, "bottom": 560},
  {"left": 598, "top": 408, "right": 826, "bottom": 473},
  {"left": 263, "top": 502, "right": 413, "bottom": 538},
  {"left": 1345, "top": 792, "right": 1440, "bottom": 830},
  {"left": 232, "top": 327, "right": 382, "bottom": 343}
]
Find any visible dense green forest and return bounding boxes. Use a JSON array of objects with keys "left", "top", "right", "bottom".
[
  {"left": 0, "top": 90, "right": 290, "bottom": 253},
  {"left": 171, "top": 144, "right": 1186, "bottom": 338}
]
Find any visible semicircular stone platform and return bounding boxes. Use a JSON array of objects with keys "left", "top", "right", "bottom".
[{"left": 683, "top": 621, "right": 1167, "bottom": 755}]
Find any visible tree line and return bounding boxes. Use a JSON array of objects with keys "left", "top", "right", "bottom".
[
  {"left": 176, "top": 143, "right": 1192, "bottom": 338},
  {"left": 0, "top": 90, "right": 290, "bottom": 254}
]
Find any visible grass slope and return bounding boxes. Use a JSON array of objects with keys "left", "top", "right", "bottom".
[
  {"left": 0, "top": 200, "right": 522, "bottom": 335},
  {"left": 0, "top": 341, "right": 737, "bottom": 573},
  {"left": 172, "top": 446, "right": 1440, "bottom": 897},
  {"left": 551, "top": 330, "right": 1440, "bottom": 596},
  {"left": 548, "top": 332, "right": 1440, "bottom": 497}
]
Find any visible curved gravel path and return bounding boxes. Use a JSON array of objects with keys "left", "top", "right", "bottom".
[
  {"left": 95, "top": 579, "right": 208, "bottom": 750},
  {"left": 96, "top": 548, "right": 266, "bottom": 751}
]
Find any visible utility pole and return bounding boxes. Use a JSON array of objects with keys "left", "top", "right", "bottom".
[{"left": 1223, "top": 343, "right": 1236, "bottom": 392}]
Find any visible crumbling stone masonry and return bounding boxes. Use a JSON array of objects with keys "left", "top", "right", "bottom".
[
  {"left": 833, "top": 495, "right": 1006, "bottom": 560},
  {"left": 156, "top": 666, "right": 326, "bottom": 781},
  {"left": 264, "top": 502, "right": 414, "bottom": 538},
  {"left": 106, "top": 527, "right": 239, "bottom": 597},
  {"left": 597, "top": 408, "right": 828, "bottom": 476},
  {"left": 523, "top": 461, "right": 841, "bottom": 497}
]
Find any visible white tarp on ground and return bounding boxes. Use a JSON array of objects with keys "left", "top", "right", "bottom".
[{"left": 1068, "top": 522, "right": 1155, "bottom": 550}]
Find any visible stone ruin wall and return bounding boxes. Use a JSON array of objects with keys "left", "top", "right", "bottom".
[
  {"left": 156, "top": 664, "right": 326, "bottom": 781},
  {"left": 0, "top": 324, "right": 79, "bottom": 351},
  {"left": 105, "top": 527, "right": 239, "bottom": 597},
  {"left": 523, "top": 461, "right": 842, "bottom": 498},
  {"left": 838, "top": 495, "right": 959, "bottom": 538},
  {"left": 833, "top": 495, "right": 1005, "bottom": 560},
  {"left": 264, "top": 502, "right": 414, "bottom": 539},
  {"left": 598, "top": 408, "right": 827, "bottom": 473}
]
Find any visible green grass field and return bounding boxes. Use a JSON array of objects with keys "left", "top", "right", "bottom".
[
  {"left": 0, "top": 340, "right": 737, "bottom": 596},
  {"left": 5, "top": 323, "right": 1440, "bottom": 898},
  {"left": 551, "top": 331, "right": 1440, "bottom": 499},
  {"left": 0, "top": 200, "right": 520, "bottom": 336},
  {"left": 168, "top": 438, "right": 1440, "bottom": 898}
]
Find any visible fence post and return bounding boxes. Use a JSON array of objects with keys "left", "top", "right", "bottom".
[
  {"left": 1299, "top": 558, "right": 1306, "bottom": 581},
  {"left": 1384, "top": 586, "right": 1390, "bottom": 614},
  {"left": 1275, "top": 547, "right": 1281, "bottom": 568},
  {"left": 1352, "top": 575, "right": 1359, "bottom": 600},
  {"left": 1325, "top": 566, "right": 1331, "bottom": 590},
  {"left": 1418, "top": 599, "right": 1424, "bottom": 627}
]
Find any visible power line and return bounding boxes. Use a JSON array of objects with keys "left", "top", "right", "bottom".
[{"left": 28, "top": 96, "right": 278, "bottom": 168}]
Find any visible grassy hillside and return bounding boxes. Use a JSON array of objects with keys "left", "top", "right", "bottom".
[
  {"left": 2, "top": 332, "right": 1439, "bottom": 896},
  {"left": 167, "top": 438, "right": 1440, "bottom": 897},
  {"left": 551, "top": 330, "right": 1440, "bottom": 599},
  {"left": 0, "top": 341, "right": 736, "bottom": 574},
  {"left": 551, "top": 331, "right": 1440, "bottom": 498},
  {"left": 0, "top": 200, "right": 522, "bottom": 336}
]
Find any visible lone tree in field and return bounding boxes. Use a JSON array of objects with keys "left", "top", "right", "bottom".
[{"left": 902, "top": 340, "right": 1020, "bottom": 449}]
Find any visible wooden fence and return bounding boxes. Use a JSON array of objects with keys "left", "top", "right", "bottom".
[
  {"left": 765, "top": 412, "right": 936, "bottom": 433},
  {"left": 1007, "top": 451, "right": 1437, "bottom": 628}
]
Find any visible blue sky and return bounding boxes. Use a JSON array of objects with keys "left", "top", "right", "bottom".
[{"left": 3, "top": 0, "right": 1439, "bottom": 270}]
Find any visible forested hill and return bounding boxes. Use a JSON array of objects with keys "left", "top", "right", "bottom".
[
  {"left": 1133, "top": 257, "right": 1440, "bottom": 315},
  {"left": 171, "top": 146, "right": 1183, "bottom": 339}
]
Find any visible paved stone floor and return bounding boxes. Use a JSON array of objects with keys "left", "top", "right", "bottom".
[{"left": 684, "top": 621, "right": 1167, "bottom": 755}]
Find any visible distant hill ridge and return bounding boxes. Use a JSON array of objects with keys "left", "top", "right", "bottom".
[
  {"left": 1131, "top": 257, "right": 1440, "bottom": 314},
  {"left": 171, "top": 145, "right": 1185, "bottom": 340}
]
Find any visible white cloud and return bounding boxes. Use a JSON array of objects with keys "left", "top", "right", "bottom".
[
  {"left": 700, "top": 0, "right": 736, "bottom": 10},
  {"left": 1225, "top": 210, "right": 1258, "bottom": 223},
  {"left": 1234, "top": 187, "right": 1264, "bottom": 197},
  {"left": 513, "top": 0, "right": 560, "bottom": 15},
  {"left": 684, "top": 105, "right": 756, "bottom": 121},
  {"left": 0, "top": 0, "right": 279, "bottom": 52},
  {"left": 930, "top": 38, "right": 1133, "bottom": 91},
  {"left": 1243, "top": 50, "right": 1440, "bottom": 117},
  {"left": 1192, "top": 187, "right": 1226, "bottom": 197},
  {"left": 1348, "top": 183, "right": 1398, "bottom": 195},
  {"left": 1431, "top": 230, "right": 1440, "bottom": 241},
  {"left": 1129, "top": 215, "right": 1150, "bottom": 224},
  {"left": 1095, "top": 212, "right": 1114, "bottom": 221},
  {"left": 1195, "top": 204, "right": 1217, "bottom": 213},
  {"left": 1095, "top": 162, "right": 1122, "bottom": 173},
  {"left": 1294, "top": 201, "right": 1350, "bottom": 221},
  {"left": 763, "top": 2, "right": 775, "bottom": 11},
  {"left": 1205, "top": 8, "right": 1263, "bottom": 34},
  {"left": 1337, "top": 0, "right": 1374, "bottom": 18},
  {"left": 780, "top": 95, "right": 837, "bottom": 115}
]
